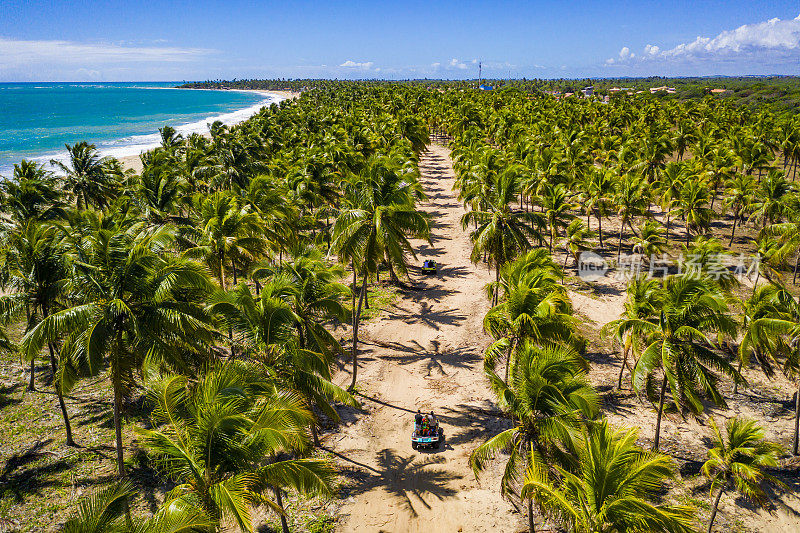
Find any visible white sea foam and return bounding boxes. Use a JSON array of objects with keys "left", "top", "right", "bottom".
[{"left": 25, "top": 91, "right": 284, "bottom": 173}]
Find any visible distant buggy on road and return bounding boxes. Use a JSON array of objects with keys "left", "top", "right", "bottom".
[{"left": 421, "top": 260, "right": 437, "bottom": 275}]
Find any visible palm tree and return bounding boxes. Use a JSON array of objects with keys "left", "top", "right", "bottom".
[
  {"left": 744, "top": 312, "right": 800, "bottom": 454},
  {"left": 748, "top": 170, "right": 793, "bottom": 230},
  {"left": 331, "top": 155, "right": 430, "bottom": 389},
  {"left": 0, "top": 161, "right": 66, "bottom": 223},
  {"left": 51, "top": 142, "right": 116, "bottom": 210},
  {"left": 253, "top": 245, "right": 350, "bottom": 354},
  {"left": 677, "top": 178, "right": 714, "bottom": 244},
  {"left": 538, "top": 183, "right": 575, "bottom": 252},
  {"left": 21, "top": 223, "right": 216, "bottom": 475},
  {"left": 522, "top": 419, "right": 695, "bottom": 533},
  {"left": 210, "top": 280, "right": 358, "bottom": 447},
  {"left": 702, "top": 417, "right": 784, "bottom": 533},
  {"left": 582, "top": 167, "right": 615, "bottom": 249},
  {"left": 613, "top": 172, "right": 648, "bottom": 260},
  {"left": 61, "top": 479, "right": 213, "bottom": 533},
  {"left": 603, "top": 275, "right": 661, "bottom": 389},
  {"left": 619, "top": 275, "right": 738, "bottom": 450},
  {"left": 0, "top": 222, "right": 76, "bottom": 445},
  {"left": 656, "top": 162, "right": 687, "bottom": 243},
  {"left": 184, "top": 191, "right": 265, "bottom": 291},
  {"left": 724, "top": 174, "right": 755, "bottom": 246},
  {"left": 461, "top": 168, "right": 543, "bottom": 305},
  {"left": 138, "top": 363, "right": 337, "bottom": 533},
  {"left": 631, "top": 220, "right": 666, "bottom": 262},
  {"left": 562, "top": 219, "right": 596, "bottom": 274},
  {"left": 470, "top": 342, "right": 599, "bottom": 532}
]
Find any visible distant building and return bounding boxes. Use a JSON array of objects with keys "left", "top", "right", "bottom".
[
  {"left": 479, "top": 84, "right": 494, "bottom": 91},
  {"left": 710, "top": 88, "right": 728, "bottom": 94},
  {"left": 581, "top": 86, "right": 594, "bottom": 96}
]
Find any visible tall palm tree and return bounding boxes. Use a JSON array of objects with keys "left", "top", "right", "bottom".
[
  {"left": 677, "top": 178, "right": 714, "bottom": 244},
  {"left": 184, "top": 191, "right": 265, "bottom": 291},
  {"left": 748, "top": 170, "right": 794, "bottom": 230},
  {"left": 51, "top": 142, "right": 116, "bottom": 210},
  {"left": 331, "top": 155, "right": 430, "bottom": 389},
  {"left": 1, "top": 160, "right": 66, "bottom": 223},
  {"left": 630, "top": 220, "right": 666, "bottom": 262},
  {"left": 21, "top": 224, "right": 216, "bottom": 475},
  {"left": 613, "top": 172, "right": 648, "bottom": 260},
  {"left": 470, "top": 342, "right": 599, "bottom": 532},
  {"left": 562, "top": 219, "right": 596, "bottom": 274},
  {"left": 0, "top": 222, "right": 75, "bottom": 444},
  {"left": 461, "top": 169, "right": 543, "bottom": 305},
  {"left": 210, "top": 280, "right": 358, "bottom": 447},
  {"left": 603, "top": 275, "right": 661, "bottom": 389},
  {"left": 522, "top": 419, "right": 695, "bottom": 533},
  {"left": 582, "top": 167, "right": 615, "bottom": 249},
  {"left": 702, "top": 417, "right": 784, "bottom": 533},
  {"left": 724, "top": 174, "right": 755, "bottom": 246},
  {"left": 538, "top": 183, "right": 575, "bottom": 252},
  {"left": 138, "top": 363, "right": 337, "bottom": 533},
  {"left": 618, "top": 275, "right": 738, "bottom": 450}
]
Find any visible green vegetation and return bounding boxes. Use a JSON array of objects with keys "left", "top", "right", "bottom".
[
  {"left": 0, "top": 85, "right": 430, "bottom": 531},
  {"left": 3, "top": 79, "right": 800, "bottom": 531}
]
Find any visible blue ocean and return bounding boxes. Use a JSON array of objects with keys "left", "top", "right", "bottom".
[{"left": 0, "top": 82, "right": 279, "bottom": 176}]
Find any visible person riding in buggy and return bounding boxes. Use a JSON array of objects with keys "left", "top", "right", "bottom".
[
  {"left": 421, "top": 260, "right": 437, "bottom": 275},
  {"left": 412, "top": 410, "right": 443, "bottom": 449}
]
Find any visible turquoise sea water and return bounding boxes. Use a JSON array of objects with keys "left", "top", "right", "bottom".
[{"left": 0, "top": 82, "right": 278, "bottom": 176}]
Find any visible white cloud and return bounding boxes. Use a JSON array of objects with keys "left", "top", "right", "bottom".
[
  {"left": 430, "top": 62, "right": 441, "bottom": 68},
  {"left": 339, "top": 60, "right": 374, "bottom": 69},
  {"left": 449, "top": 58, "right": 468, "bottom": 69},
  {"left": 608, "top": 13, "right": 800, "bottom": 67},
  {"left": 0, "top": 37, "right": 212, "bottom": 68},
  {"left": 665, "top": 14, "right": 800, "bottom": 56}
]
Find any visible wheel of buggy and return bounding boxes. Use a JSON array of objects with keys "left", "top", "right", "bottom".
[{"left": 412, "top": 442, "right": 418, "bottom": 450}]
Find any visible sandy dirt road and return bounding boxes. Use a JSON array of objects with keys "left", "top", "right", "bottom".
[{"left": 330, "top": 144, "right": 520, "bottom": 533}]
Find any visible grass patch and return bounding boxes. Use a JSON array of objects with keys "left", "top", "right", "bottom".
[{"left": 359, "top": 283, "right": 399, "bottom": 321}]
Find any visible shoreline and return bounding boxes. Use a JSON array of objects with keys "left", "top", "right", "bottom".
[{"left": 118, "top": 89, "right": 300, "bottom": 173}]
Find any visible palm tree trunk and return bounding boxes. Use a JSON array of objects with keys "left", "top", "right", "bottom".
[
  {"left": 494, "top": 262, "right": 500, "bottom": 307},
  {"left": 794, "top": 380, "right": 800, "bottom": 455},
  {"left": 733, "top": 357, "right": 743, "bottom": 395},
  {"left": 653, "top": 376, "right": 668, "bottom": 451},
  {"left": 26, "top": 305, "right": 35, "bottom": 391},
  {"left": 352, "top": 262, "right": 357, "bottom": 318},
  {"left": 617, "top": 343, "right": 628, "bottom": 390},
  {"left": 729, "top": 212, "right": 738, "bottom": 247},
  {"left": 274, "top": 486, "right": 290, "bottom": 533},
  {"left": 708, "top": 487, "right": 725, "bottom": 533},
  {"left": 793, "top": 250, "right": 800, "bottom": 285},
  {"left": 28, "top": 358, "right": 36, "bottom": 391},
  {"left": 597, "top": 213, "right": 604, "bottom": 248},
  {"left": 349, "top": 270, "right": 369, "bottom": 391},
  {"left": 751, "top": 270, "right": 761, "bottom": 299},
  {"left": 46, "top": 333, "right": 75, "bottom": 446},
  {"left": 310, "top": 420, "right": 321, "bottom": 447},
  {"left": 665, "top": 211, "right": 671, "bottom": 243},
  {"left": 616, "top": 220, "right": 625, "bottom": 261},
  {"left": 112, "top": 353, "right": 125, "bottom": 476},
  {"left": 527, "top": 498, "right": 535, "bottom": 533}
]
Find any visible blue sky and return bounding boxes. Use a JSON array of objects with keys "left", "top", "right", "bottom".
[{"left": 2, "top": 1, "right": 799, "bottom": 81}]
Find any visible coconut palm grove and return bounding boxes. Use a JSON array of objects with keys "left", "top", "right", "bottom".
[{"left": 3, "top": 79, "right": 800, "bottom": 532}]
